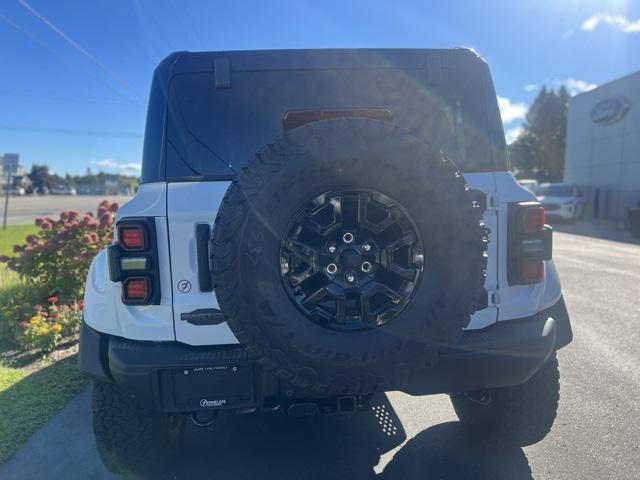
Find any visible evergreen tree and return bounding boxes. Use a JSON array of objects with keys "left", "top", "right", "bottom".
[{"left": 509, "top": 86, "right": 570, "bottom": 182}]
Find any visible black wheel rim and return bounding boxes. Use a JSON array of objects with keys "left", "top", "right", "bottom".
[{"left": 280, "top": 189, "right": 424, "bottom": 331}]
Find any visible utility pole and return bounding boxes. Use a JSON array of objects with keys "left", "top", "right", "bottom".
[{"left": 2, "top": 170, "right": 10, "bottom": 230}]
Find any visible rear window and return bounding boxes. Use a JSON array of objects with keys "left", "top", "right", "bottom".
[{"left": 144, "top": 51, "right": 508, "bottom": 182}]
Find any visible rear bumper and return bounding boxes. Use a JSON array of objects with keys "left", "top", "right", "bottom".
[{"left": 79, "top": 297, "right": 572, "bottom": 412}]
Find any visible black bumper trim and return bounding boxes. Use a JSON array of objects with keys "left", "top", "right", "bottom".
[
  {"left": 78, "top": 319, "right": 112, "bottom": 382},
  {"left": 400, "top": 315, "right": 556, "bottom": 395},
  {"left": 78, "top": 297, "right": 572, "bottom": 409}
]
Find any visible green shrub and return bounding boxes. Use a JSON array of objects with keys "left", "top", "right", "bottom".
[
  {"left": 0, "top": 200, "right": 117, "bottom": 351},
  {"left": 1, "top": 200, "right": 117, "bottom": 301}
]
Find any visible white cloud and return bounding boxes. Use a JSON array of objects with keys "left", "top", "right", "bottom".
[
  {"left": 91, "top": 158, "right": 141, "bottom": 173},
  {"left": 497, "top": 96, "right": 528, "bottom": 124},
  {"left": 524, "top": 84, "right": 539, "bottom": 92},
  {"left": 505, "top": 127, "right": 523, "bottom": 145},
  {"left": 581, "top": 13, "right": 640, "bottom": 33},
  {"left": 562, "top": 78, "right": 597, "bottom": 96}
]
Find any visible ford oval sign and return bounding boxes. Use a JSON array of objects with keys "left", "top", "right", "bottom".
[{"left": 590, "top": 95, "right": 630, "bottom": 125}]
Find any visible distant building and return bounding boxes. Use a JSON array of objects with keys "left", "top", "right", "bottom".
[{"left": 564, "top": 70, "right": 640, "bottom": 219}]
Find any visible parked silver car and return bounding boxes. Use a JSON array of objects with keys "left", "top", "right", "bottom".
[{"left": 536, "top": 183, "right": 585, "bottom": 222}]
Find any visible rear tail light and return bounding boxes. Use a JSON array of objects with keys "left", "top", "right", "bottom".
[
  {"left": 519, "top": 257, "right": 545, "bottom": 283},
  {"left": 521, "top": 206, "right": 545, "bottom": 233},
  {"left": 118, "top": 225, "right": 146, "bottom": 250},
  {"left": 508, "top": 202, "right": 552, "bottom": 285},
  {"left": 108, "top": 218, "right": 160, "bottom": 305},
  {"left": 122, "top": 277, "right": 150, "bottom": 303}
]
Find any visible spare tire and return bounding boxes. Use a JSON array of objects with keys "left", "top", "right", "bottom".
[{"left": 211, "top": 118, "right": 487, "bottom": 395}]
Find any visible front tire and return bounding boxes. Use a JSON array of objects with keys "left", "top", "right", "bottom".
[
  {"left": 92, "top": 381, "right": 184, "bottom": 476},
  {"left": 450, "top": 354, "right": 560, "bottom": 447}
]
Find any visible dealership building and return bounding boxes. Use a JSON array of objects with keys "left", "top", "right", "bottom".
[{"left": 564, "top": 70, "right": 640, "bottom": 220}]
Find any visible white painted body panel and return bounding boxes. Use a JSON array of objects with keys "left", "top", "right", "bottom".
[
  {"left": 84, "top": 184, "right": 174, "bottom": 340},
  {"left": 83, "top": 217, "right": 175, "bottom": 341},
  {"left": 167, "top": 181, "right": 239, "bottom": 345}
]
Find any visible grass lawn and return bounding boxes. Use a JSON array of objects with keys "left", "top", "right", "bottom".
[
  {"left": 0, "top": 349, "right": 86, "bottom": 463},
  {"left": 0, "top": 224, "right": 38, "bottom": 257},
  {"left": 0, "top": 224, "right": 87, "bottom": 464}
]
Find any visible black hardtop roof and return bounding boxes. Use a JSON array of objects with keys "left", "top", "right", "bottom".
[{"left": 157, "top": 47, "right": 487, "bottom": 75}]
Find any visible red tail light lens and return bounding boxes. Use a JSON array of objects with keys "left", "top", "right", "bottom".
[
  {"left": 521, "top": 206, "right": 545, "bottom": 233},
  {"left": 508, "top": 202, "right": 552, "bottom": 285},
  {"left": 122, "top": 277, "right": 150, "bottom": 302},
  {"left": 519, "top": 258, "right": 544, "bottom": 283},
  {"left": 118, "top": 225, "right": 146, "bottom": 250}
]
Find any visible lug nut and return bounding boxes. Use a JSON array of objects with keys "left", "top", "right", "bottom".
[
  {"left": 361, "top": 261, "right": 372, "bottom": 273},
  {"left": 342, "top": 232, "right": 354, "bottom": 244},
  {"left": 362, "top": 243, "right": 371, "bottom": 252},
  {"left": 345, "top": 272, "right": 356, "bottom": 283},
  {"left": 328, "top": 244, "right": 337, "bottom": 254},
  {"left": 326, "top": 263, "right": 338, "bottom": 275}
]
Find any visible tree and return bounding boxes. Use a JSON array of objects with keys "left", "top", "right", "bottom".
[
  {"left": 509, "top": 86, "right": 570, "bottom": 182},
  {"left": 27, "top": 164, "right": 60, "bottom": 193}
]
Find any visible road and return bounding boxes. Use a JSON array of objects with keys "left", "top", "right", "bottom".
[
  {"left": 1, "top": 231, "right": 639, "bottom": 479},
  {"left": 1, "top": 195, "right": 132, "bottom": 226}
]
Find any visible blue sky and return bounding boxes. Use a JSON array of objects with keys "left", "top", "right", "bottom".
[{"left": 1, "top": 0, "right": 639, "bottom": 176}]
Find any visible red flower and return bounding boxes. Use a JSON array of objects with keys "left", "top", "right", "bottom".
[
  {"left": 97, "top": 206, "right": 108, "bottom": 217},
  {"left": 60, "top": 211, "right": 69, "bottom": 220},
  {"left": 35, "top": 217, "right": 44, "bottom": 226},
  {"left": 100, "top": 200, "right": 110, "bottom": 207},
  {"left": 99, "top": 213, "right": 113, "bottom": 228},
  {"left": 109, "top": 202, "right": 119, "bottom": 212},
  {"left": 69, "top": 210, "right": 80, "bottom": 221},
  {"left": 41, "top": 221, "right": 52, "bottom": 230},
  {"left": 47, "top": 296, "right": 58, "bottom": 303},
  {"left": 78, "top": 300, "right": 85, "bottom": 309},
  {"left": 82, "top": 234, "right": 93, "bottom": 244},
  {"left": 34, "top": 304, "right": 43, "bottom": 311}
]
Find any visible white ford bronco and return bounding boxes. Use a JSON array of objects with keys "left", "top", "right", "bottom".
[{"left": 79, "top": 48, "right": 572, "bottom": 475}]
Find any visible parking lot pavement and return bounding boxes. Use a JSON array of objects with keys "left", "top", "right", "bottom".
[
  {"left": 1, "top": 195, "right": 132, "bottom": 225},
  {"left": 1, "top": 231, "right": 639, "bottom": 479}
]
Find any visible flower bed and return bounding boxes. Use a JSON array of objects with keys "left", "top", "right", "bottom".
[{"left": 0, "top": 200, "right": 117, "bottom": 352}]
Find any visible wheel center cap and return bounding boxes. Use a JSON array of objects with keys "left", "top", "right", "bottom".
[{"left": 340, "top": 249, "right": 362, "bottom": 268}]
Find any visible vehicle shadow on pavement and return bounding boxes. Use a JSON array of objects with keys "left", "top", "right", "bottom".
[
  {"left": 379, "top": 422, "right": 532, "bottom": 480},
  {"left": 152, "top": 394, "right": 532, "bottom": 480}
]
